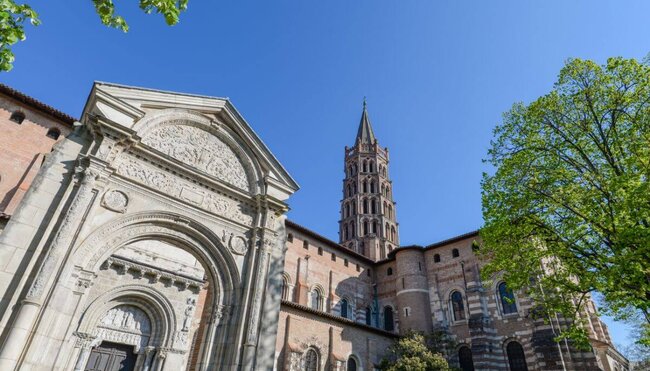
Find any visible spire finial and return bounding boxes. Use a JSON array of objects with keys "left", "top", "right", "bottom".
[{"left": 363, "top": 96, "right": 367, "bottom": 110}]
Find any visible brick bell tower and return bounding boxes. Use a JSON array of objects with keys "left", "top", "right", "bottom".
[{"left": 339, "top": 99, "right": 399, "bottom": 260}]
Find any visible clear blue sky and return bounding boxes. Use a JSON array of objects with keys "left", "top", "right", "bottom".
[{"left": 2, "top": 0, "right": 647, "bottom": 351}]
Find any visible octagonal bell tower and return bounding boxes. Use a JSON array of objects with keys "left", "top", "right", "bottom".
[{"left": 339, "top": 100, "right": 399, "bottom": 260}]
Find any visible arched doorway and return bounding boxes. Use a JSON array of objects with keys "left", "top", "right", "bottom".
[{"left": 68, "top": 212, "right": 241, "bottom": 371}]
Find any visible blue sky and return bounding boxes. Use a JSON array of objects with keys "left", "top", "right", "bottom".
[{"left": 2, "top": 0, "right": 647, "bottom": 350}]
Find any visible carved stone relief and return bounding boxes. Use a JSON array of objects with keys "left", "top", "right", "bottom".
[
  {"left": 115, "top": 156, "right": 254, "bottom": 226},
  {"left": 101, "top": 189, "right": 129, "bottom": 213},
  {"left": 96, "top": 305, "right": 152, "bottom": 350},
  {"left": 141, "top": 122, "right": 250, "bottom": 191}
]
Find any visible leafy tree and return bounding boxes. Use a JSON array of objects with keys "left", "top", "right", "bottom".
[
  {"left": 480, "top": 56, "right": 650, "bottom": 347},
  {"left": 378, "top": 332, "right": 452, "bottom": 371},
  {"left": 0, "top": 0, "right": 187, "bottom": 71}
]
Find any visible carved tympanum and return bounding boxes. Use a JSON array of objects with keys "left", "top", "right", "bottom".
[{"left": 141, "top": 123, "right": 249, "bottom": 191}]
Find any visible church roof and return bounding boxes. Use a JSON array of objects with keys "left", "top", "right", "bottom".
[
  {"left": 355, "top": 99, "right": 376, "bottom": 145},
  {"left": 0, "top": 83, "right": 76, "bottom": 125}
]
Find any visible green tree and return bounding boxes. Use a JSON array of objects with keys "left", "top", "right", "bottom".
[
  {"left": 0, "top": 0, "right": 187, "bottom": 71},
  {"left": 480, "top": 56, "right": 650, "bottom": 347},
  {"left": 378, "top": 332, "right": 452, "bottom": 371}
]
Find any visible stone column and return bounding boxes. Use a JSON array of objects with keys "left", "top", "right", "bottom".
[
  {"left": 142, "top": 346, "right": 156, "bottom": 371},
  {"left": 241, "top": 236, "right": 274, "bottom": 369},
  {"left": 0, "top": 167, "right": 97, "bottom": 371},
  {"left": 72, "top": 334, "right": 99, "bottom": 371}
]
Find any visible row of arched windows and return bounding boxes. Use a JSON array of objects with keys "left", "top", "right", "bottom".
[
  {"left": 343, "top": 198, "right": 393, "bottom": 218},
  {"left": 9, "top": 111, "right": 62, "bottom": 139},
  {"left": 449, "top": 283, "right": 518, "bottom": 322},
  {"left": 345, "top": 179, "right": 392, "bottom": 199},
  {"left": 457, "top": 341, "right": 527, "bottom": 371},
  {"left": 433, "top": 248, "right": 459, "bottom": 263},
  {"left": 342, "top": 219, "right": 396, "bottom": 241},
  {"left": 303, "top": 348, "right": 359, "bottom": 371}
]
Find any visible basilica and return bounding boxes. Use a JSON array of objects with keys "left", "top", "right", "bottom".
[{"left": 0, "top": 82, "right": 629, "bottom": 371}]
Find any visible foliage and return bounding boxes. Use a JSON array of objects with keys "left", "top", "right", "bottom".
[
  {"left": 480, "top": 56, "right": 650, "bottom": 348},
  {"left": 0, "top": 0, "right": 39, "bottom": 71},
  {"left": 378, "top": 332, "right": 452, "bottom": 371},
  {"left": 0, "top": 0, "right": 187, "bottom": 72}
]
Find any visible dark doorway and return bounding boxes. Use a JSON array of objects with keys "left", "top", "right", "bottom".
[{"left": 85, "top": 342, "right": 137, "bottom": 371}]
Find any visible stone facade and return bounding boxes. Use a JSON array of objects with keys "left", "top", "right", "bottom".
[{"left": 0, "top": 84, "right": 629, "bottom": 371}]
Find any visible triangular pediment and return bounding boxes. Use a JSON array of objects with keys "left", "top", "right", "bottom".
[{"left": 82, "top": 82, "right": 298, "bottom": 200}]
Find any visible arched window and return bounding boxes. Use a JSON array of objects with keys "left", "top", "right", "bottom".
[
  {"left": 287, "top": 233, "right": 294, "bottom": 242},
  {"left": 369, "top": 161, "right": 375, "bottom": 173},
  {"left": 281, "top": 274, "right": 291, "bottom": 300},
  {"left": 451, "top": 291, "right": 466, "bottom": 321},
  {"left": 388, "top": 205, "right": 393, "bottom": 218},
  {"left": 310, "top": 288, "right": 323, "bottom": 311},
  {"left": 10, "top": 111, "right": 25, "bottom": 124},
  {"left": 387, "top": 267, "right": 393, "bottom": 276},
  {"left": 347, "top": 357, "right": 357, "bottom": 371},
  {"left": 452, "top": 248, "right": 460, "bottom": 258},
  {"left": 46, "top": 128, "right": 61, "bottom": 139},
  {"left": 305, "top": 348, "right": 319, "bottom": 371},
  {"left": 434, "top": 254, "right": 441, "bottom": 263},
  {"left": 347, "top": 184, "right": 352, "bottom": 197},
  {"left": 370, "top": 180, "right": 376, "bottom": 193},
  {"left": 340, "top": 298, "right": 349, "bottom": 318},
  {"left": 385, "top": 223, "right": 390, "bottom": 239},
  {"left": 458, "top": 346, "right": 475, "bottom": 371},
  {"left": 363, "top": 199, "right": 369, "bottom": 214},
  {"left": 363, "top": 220, "right": 369, "bottom": 236},
  {"left": 384, "top": 306, "right": 394, "bottom": 331},
  {"left": 365, "top": 307, "right": 372, "bottom": 326},
  {"left": 352, "top": 200, "right": 356, "bottom": 215},
  {"left": 362, "top": 181, "right": 368, "bottom": 193},
  {"left": 498, "top": 282, "right": 518, "bottom": 315},
  {"left": 350, "top": 222, "right": 355, "bottom": 238},
  {"left": 344, "top": 225, "right": 349, "bottom": 240},
  {"left": 372, "top": 221, "right": 378, "bottom": 234},
  {"left": 362, "top": 160, "right": 368, "bottom": 172},
  {"left": 348, "top": 165, "right": 353, "bottom": 177},
  {"left": 381, "top": 184, "right": 385, "bottom": 196},
  {"left": 371, "top": 199, "right": 377, "bottom": 213},
  {"left": 391, "top": 226, "right": 396, "bottom": 242},
  {"left": 506, "top": 342, "right": 528, "bottom": 371}
]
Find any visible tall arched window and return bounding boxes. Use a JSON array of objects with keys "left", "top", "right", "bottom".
[
  {"left": 344, "top": 225, "right": 349, "bottom": 240},
  {"left": 372, "top": 221, "right": 378, "bottom": 234},
  {"left": 363, "top": 220, "right": 369, "bottom": 236},
  {"left": 370, "top": 180, "right": 376, "bottom": 193},
  {"left": 458, "top": 346, "right": 474, "bottom": 371},
  {"left": 347, "top": 184, "right": 352, "bottom": 197},
  {"left": 310, "top": 288, "right": 323, "bottom": 311},
  {"left": 452, "top": 248, "right": 460, "bottom": 258},
  {"left": 385, "top": 223, "right": 390, "bottom": 239},
  {"left": 365, "top": 307, "right": 372, "bottom": 326},
  {"left": 350, "top": 222, "right": 355, "bottom": 238},
  {"left": 340, "top": 298, "right": 349, "bottom": 318},
  {"left": 362, "top": 181, "right": 368, "bottom": 193},
  {"left": 391, "top": 226, "right": 396, "bottom": 242},
  {"left": 506, "top": 342, "right": 528, "bottom": 371},
  {"left": 369, "top": 160, "right": 375, "bottom": 173},
  {"left": 305, "top": 348, "right": 319, "bottom": 371},
  {"left": 384, "top": 306, "right": 394, "bottom": 331},
  {"left": 451, "top": 291, "right": 466, "bottom": 321},
  {"left": 281, "top": 274, "right": 291, "bottom": 300},
  {"left": 362, "top": 160, "right": 368, "bottom": 172},
  {"left": 352, "top": 200, "right": 357, "bottom": 215},
  {"left": 363, "top": 199, "right": 369, "bottom": 213},
  {"left": 498, "top": 282, "right": 518, "bottom": 315},
  {"left": 347, "top": 357, "right": 357, "bottom": 371},
  {"left": 371, "top": 199, "right": 377, "bottom": 213}
]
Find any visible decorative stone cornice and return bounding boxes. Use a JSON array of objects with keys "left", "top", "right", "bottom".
[{"left": 103, "top": 256, "right": 205, "bottom": 291}]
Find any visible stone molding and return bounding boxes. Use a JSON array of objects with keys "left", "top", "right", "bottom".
[{"left": 103, "top": 256, "right": 205, "bottom": 291}]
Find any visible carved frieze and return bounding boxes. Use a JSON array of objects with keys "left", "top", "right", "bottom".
[
  {"left": 115, "top": 157, "right": 254, "bottom": 226},
  {"left": 141, "top": 122, "right": 250, "bottom": 191}
]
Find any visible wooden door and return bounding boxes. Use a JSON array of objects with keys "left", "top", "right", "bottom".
[{"left": 85, "top": 342, "right": 137, "bottom": 371}]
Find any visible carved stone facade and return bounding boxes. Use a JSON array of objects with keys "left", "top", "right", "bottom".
[{"left": 0, "top": 83, "right": 297, "bottom": 371}]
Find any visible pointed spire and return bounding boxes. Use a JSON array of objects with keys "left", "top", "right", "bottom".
[{"left": 356, "top": 97, "right": 376, "bottom": 145}]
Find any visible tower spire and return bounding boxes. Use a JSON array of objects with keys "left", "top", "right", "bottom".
[
  {"left": 356, "top": 98, "right": 376, "bottom": 145},
  {"left": 340, "top": 103, "right": 399, "bottom": 260}
]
